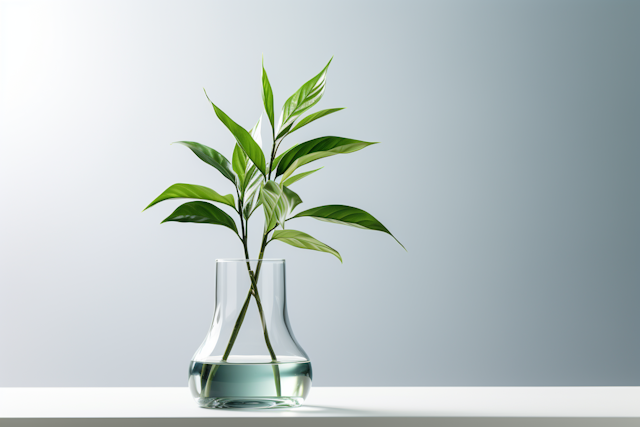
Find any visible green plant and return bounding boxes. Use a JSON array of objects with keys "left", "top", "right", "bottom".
[{"left": 144, "top": 58, "right": 404, "bottom": 366}]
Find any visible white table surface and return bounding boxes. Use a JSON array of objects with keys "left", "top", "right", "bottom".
[{"left": 1, "top": 387, "right": 639, "bottom": 426}]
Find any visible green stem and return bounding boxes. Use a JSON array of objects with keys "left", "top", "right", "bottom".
[
  {"left": 271, "top": 364, "right": 282, "bottom": 397},
  {"left": 220, "top": 232, "right": 277, "bottom": 365},
  {"left": 215, "top": 129, "right": 282, "bottom": 397},
  {"left": 202, "top": 362, "right": 220, "bottom": 398},
  {"left": 268, "top": 141, "right": 277, "bottom": 180}
]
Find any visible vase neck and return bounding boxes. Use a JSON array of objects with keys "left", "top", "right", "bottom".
[
  {"left": 192, "top": 258, "right": 307, "bottom": 363},
  {"left": 214, "top": 259, "right": 286, "bottom": 313}
]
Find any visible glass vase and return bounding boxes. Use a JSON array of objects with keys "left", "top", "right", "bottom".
[{"left": 188, "top": 259, "right": 312, "bottom": 409}]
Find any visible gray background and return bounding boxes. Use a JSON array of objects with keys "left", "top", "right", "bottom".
[{"left": 0, "top": 0, "right": 638, "bottom": 387}]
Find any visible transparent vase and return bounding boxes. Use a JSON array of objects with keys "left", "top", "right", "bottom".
[{"left": 188, "top": 259, "right": 312, "bottom": 409}]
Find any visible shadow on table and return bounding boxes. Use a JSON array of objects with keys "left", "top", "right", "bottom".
[
  {"left": 218, "top": 405, "right": 374, "bottom": 416},
  {"left": 292, "top": 405, "right": 374, "bottom": 416}
]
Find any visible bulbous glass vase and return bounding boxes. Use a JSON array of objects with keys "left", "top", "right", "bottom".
[{"left": 188, "top": 259, "right": 312, "bottom": 409}]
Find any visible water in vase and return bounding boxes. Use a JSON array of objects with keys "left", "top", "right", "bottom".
[{"left": 188, "top": 355, "right": 312, "bottom": 409}]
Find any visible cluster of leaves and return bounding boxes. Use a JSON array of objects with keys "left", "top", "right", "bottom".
[{"left": 145, "top": 58, "right": 403, "bottom": 262}]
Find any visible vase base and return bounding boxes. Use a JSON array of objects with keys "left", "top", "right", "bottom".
[
  {"left": 188, "top": 359, "right": 312, "bottom": 409},
  {"left": 196, "top": 396, "right": 304, "bottom": 409}
]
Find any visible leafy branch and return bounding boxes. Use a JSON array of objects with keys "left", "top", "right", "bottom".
[{"left": 144, "top": 57, "right": 405, "bottom": 369}]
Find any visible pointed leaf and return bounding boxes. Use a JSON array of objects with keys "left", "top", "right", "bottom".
[
  {"left": 282, "top": 167, "right": 322, "bottom": 187},
  {"left": 281, "top": 151, "right": 334, "bottom": 183},
  {"left": 271, "top": 229, "right": 342, "bottom": 262},
  {"left": 161, "top": 201, "right": 238, "bottom": 235},
  {"left": 144, "top": 183, "right": 235, "bottom": 211},
  {"left": 276, "top": 136, "right": 378, "bottom": 177},
  {"left": 245, "top": 165, "right": 261, "bottom": 190},
  {"left": 275, "top": 122, "right": 294, "bottom": 141},
  {"left": 204, "top": 91, "right": 266, "bottom": 176},
  {"left": 243, "top": 183, "right": 261, "bottom": 219},
  {"left": 289, "top": 108, "right": 344, "bottom": 134},
  {"left": 261, "top": 61, "right": 275, "bottom": 131},
  {"left": 249, "top": 115, "right": 263, "bottom": 148},
  {"left": 272, "top": 144, "right": 297, "bottom": 172},
  {"left": 242, "top": 171, "right": 262, "bottom": 217},
  {"left": 173, "top": 141, "right": 236, "bottom": 185},
  {"left": 246, "top": 196, "right": 262, "bottom": 219},
  {"left": 232, "top": 144, "right": 247, "bottom": 185},
  {"left": 277, "top": 58, "right": 332, "bottom": 133},
  {"left": 292, "top": 205, "right": 405, "bottom": 249}
]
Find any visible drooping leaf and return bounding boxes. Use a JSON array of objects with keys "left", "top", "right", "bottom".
[
  {"left": 282, "top": 186, "right": 303, "bottom": 214},
  {"left": 259, "top": 182, "right": 278, "bottom": 230},
  {"left": 161, "top": 201, "right": 238, "bottom": 235},
  {"left": 260, "top": 181, "right": 302, "bottom": 230},
  {"left": 232, "top": 144, "right": 247, "bottom": 185},
  {"left": 204, "top": 91, "right": 266, "bottom": 176},
  {"left": 260, "top": 181, "right": 282, "bottom": 230},
  {"left": 289, "top": 108, "right": 344, "bottom": 134},
  {"left": 292, "top": 205, "right": 405, "bottom": 249},
  {"left": 173, "top": 141, "right": 236, "bottom": 185},
  {"left": 282, "top": 167, "right": 322, "bottom": 187},
  {"left": 276, "top": 136, "right": 378, "bottom": 177},
  {"left": 277, "top": 58, "right": 332, "bottom": 134},
  {"left": 144, "top": 183, "right": 236, "bottom": 211},
  {"left": 261, "top": 60, "right": 275, "bottom": 132},
  {"left": 281, "top": 151, "right": 334, "bottom": 183},
  {"left": 271, "top": 229, "right": 342, "bottom": 262}
]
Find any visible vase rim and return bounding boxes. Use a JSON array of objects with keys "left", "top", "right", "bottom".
[{"left": 216, "top": 258, "right": 285, "bottom": 262}]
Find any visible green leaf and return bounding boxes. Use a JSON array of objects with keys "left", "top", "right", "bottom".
[
  {"left": 282, "top": 186, "right": 303, "bottom": 214},
  {"left": 243, "top": 183, "right": 261, "bottom": 219},
  {"left": 243, "top": 171, "right": 262, "bottom": 217},
  {"left": 289, "top": 108, "right": 344, "bottom": 134},
  {"left": 276, "top": 136, "right": 378, "bottom": 177},
  {"left": 173, "top": 141, "right": 236, "bottom": 185},
  {"left": 232, "top": 144, "right": 247, "bottom": 186},
  {"left": 275, "top": 122, "right": 293, "bottom": 141},
  {"left": 260, "top": 181, "right": 302, "bottom": 230},
  {"left": 144, "top": 183, "right": 235, "bottom": 211},
  {"left": 259, "top": 182, "right": 279, "bottom": 230},
  {"left": 204, "top": 91, "right": 266, "bottom": 176},
  {"left": 271, "top": 229, "right": 342, "bottom": 262},
  {"left": 277, "top": 58, "right": 332, "bottom": 133},
  {"left": 249, "top": 115, "right": 263, "bottom": 149},
  {"left": 245, "top": 165, "right": 260, "bottom": 189},
  {"left": 272, "top": 144, "right": 297, "bottom": 172},
  {"left": 292, "top": 205, "right": 405, "bottom": 249},
  {"left": 233, "top": 116, "right": 261, "bottom": 190},
  {"left": 240, "top": 166, "right": 256, "bottom": 197},
  {"left": 161, "top": 201, "right": 238, "bottom": 235},
  {"left": 281, "top": 151, "right": 334, "bottom": 183},
  {"left": 262, "top": 60, "right": 275, "bottom": 132},
  {"left": 282, "top": 167, "right": 322, "bottom": 187}
]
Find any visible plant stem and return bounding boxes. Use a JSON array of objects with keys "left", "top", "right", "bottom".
[
  {"left": 202, "top": 363, "right": 220, "bottom": 398},
  {"left": 271, "top": 364, "right": 282, "bottom": 397},
  {"left": 216, "top": 129, "right": 283, "bottom": 397},
  {"left": 268, "top": 141, "right": 277, "bottom": 180},
  {"left": 221, "top": 230, "right": 277, "bottom": 364}
]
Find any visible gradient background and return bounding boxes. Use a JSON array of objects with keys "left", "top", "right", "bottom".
[{"left": 1, "top": 0, "right": 638, "bottom": 387}]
